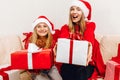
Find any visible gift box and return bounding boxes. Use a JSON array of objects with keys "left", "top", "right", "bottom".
[
  {"left": 117, "top": 43, "right": 120, "bottom": 57},
  {"left": 0, "top": 64, "right": 21, "bottom": 80},
  {"left": 56, "top": 38, "right": 88, "bottom": 66},
  {"left": 104, "top": 60, "right": 120, "bottom": 80},
  {"left": 11, "top": 49, "right": 53, "bottom": 69}
]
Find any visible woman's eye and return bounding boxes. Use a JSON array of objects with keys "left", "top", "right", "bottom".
[
  {"left": 77, "top": 8, "right": 81, "bottom": 11},
  {"left": 70, "top": 8, "right": 74, "bottom": 11}
]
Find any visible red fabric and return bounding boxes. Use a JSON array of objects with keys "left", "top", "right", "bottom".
[
  {"left": 90, "top": 39, "right": 106, "bottom": 78},
  {"left": 52, "top": 29, "right": 61, "bottom": 42},
  {"left": 11, "top": 49, "right": 53, "bottom": 69},
  {"left": 114, "top": 65, "right": 120, "bottom": 80},
  {"left": 55, "top": 62, "right": 62, "bottom": 73},
  {"left": 22, "top": 32, "right": 33, "bottom": 49},
  {"left": 0, "top": 66, "right": 11, "bottom": 80},
  {"left": 59, "top": 22, "right": 105, "bottom": 78}
]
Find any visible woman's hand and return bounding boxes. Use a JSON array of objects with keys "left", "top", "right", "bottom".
[
  {"left": 86, "top": 42, "right": 92, "bottom": 66},
  {"left": 53, "top": 43, "right": 57, "bottom": 62}
]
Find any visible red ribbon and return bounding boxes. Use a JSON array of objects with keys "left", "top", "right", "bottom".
[
  {"left": 114, "top": 65, "right": 120, "bottom": 80},
  {"left": 0, "top": 72, "right": 9, "bottom": 80},
  {"left": 69, "top": 32, "right": 83, "bottom": 64},
  {"left": 22, "top": 32, "right": 33, "bottom": 49},
  {"left": 0, "top": 66, "right": 11, "bottom": 80},
  {"left": 69, "top": 33, "right": 82, "bottom": 40},
  {"left": 69, "top": 40, "right": 73, "bottom": 64}
]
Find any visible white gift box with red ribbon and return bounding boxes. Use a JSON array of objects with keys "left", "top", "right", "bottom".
[{"left": 56, "top": 38, "right": 88, "bottom": 66}]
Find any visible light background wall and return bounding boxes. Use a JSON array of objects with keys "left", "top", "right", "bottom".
[{"left": 0, "top": 0, "right": 120, "bottom": 35}]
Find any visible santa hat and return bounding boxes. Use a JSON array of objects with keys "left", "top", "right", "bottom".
[
  {"left": 70, "top": 0, "right": 91, "bottom": 20},
  {"left": 32, "top": 15, "right": 55, "bottom": 34}
]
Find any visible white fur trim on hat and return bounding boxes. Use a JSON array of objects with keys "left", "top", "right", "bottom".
[
  {"left": 32, "top": 18, "right": 54, "bottom": 33},
  {"left": 70, "top": 0, "right": 89, "bottom": 19}
]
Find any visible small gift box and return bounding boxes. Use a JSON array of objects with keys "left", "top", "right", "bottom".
[
  {"left": 11, "top": 49, "right": 53, "bottom": 69},
  {"left": 104, "top": 60, "right": 120, "bottom": 80},
  {"left": 56, "top": 38, "right": 88, "bottom": 66},
  {"left": 0, "top": 64, "right": 21, "bottom": 80},
  {"left": 117, "top": 43, "right": 120, "bottom": 57}
]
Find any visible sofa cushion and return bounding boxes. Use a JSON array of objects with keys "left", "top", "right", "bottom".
[
  {"left": 100, "top": 35, "right": 120, "bottom": 64},
  {"left": 0, "top": 35, "right": 23, "bottom": 65}
]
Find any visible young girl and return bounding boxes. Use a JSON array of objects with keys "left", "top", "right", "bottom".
[
  {"left": 59, "top": 0, "right": 106, "bottom": 80},
  {"left": 22, "top": 15, "right": 62, "bottom": 80}
]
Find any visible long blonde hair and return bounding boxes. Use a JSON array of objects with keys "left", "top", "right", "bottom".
[
  {"left": 68, "top": 11, "right": 86, "bottom": 35},
  {"left": 29, "top": 25, "right": 53, "bottom": 49}
]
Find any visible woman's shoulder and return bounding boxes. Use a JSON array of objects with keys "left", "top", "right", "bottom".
[{"left": 86, "top": 21, "right": 96, "bottom": 30}]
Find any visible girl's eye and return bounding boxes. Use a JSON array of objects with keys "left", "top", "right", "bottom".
[
  {"left": 37, "top": 26, "right": 41, "bottom": 28},
  {"left": 43, "top": 25, "right": 47, "bottom": 28}
]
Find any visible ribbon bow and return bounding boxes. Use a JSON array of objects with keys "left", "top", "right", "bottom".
[
  {"left": 28, "top": 43, "right": 42, "bottom": 53},
  {"left": 69, "top": 33, "right": 83, "bottom": 40}
]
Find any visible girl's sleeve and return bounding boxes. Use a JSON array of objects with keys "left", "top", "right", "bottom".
[
  {"left": 84, "top": 22, "right": 96, "bottom": 46},
  {"left": 59, "top": 24, "right": 69, "bottom": 38}
]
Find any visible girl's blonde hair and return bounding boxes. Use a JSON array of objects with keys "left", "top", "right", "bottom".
[
  {"left": 68, "top": 11, "right": 86, "bottom": 35},
  {"left": 29, "top": 24, "right": 53, "bottom": 49}
]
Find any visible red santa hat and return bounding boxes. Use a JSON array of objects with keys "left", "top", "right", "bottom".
[
  {"left": 32, "top": 15, "right": 55, "bottom": 34},
  {"left": 70, "top": 0, "right": 91, "bottom": 20}
]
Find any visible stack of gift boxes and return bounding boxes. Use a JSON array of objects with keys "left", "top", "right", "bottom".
[{"left": 104, "top": 43, "right": 120, "bottom": 80}]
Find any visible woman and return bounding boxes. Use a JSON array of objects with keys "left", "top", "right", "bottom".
[{"left": 59, "top": 0, "right": 105, "bottom": 80}]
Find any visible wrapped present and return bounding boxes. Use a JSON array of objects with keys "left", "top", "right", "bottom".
[
  {"left": 11, "top": 49, "right": 53, "bottom": 69},
  {"left": 0, "top": 64, "right": 21, "bottom": 80},
  {"left": 56, "top": 38, "right": 88, "bottom": 66},
  {"left": 117, "top": 43, "right": 120, "bottom": 57},
  {"left": 104, "top": 60, "right": 120, "bottom": 80},
  {"left": 112, "top": 43, "right": 120, "bottom": 63}
]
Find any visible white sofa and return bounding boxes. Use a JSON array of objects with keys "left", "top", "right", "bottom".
[{"left": 0, "top": 34, "right": 120, "bottom": 80}]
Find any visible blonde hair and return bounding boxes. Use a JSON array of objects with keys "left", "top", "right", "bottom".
[
  {"left": 30, "top": 24, "right": 53, "bottom": 49},
  {"left": 68, "top": 11, "right": 86, "bottom": 35}
]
